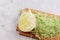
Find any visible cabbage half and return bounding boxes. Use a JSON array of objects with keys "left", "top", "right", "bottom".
[{"left": 34, "top": 13, "right": 60, "bottom": 38}]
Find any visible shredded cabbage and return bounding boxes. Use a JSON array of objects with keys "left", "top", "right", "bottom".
[{"left": 34, "top": 13, "right": 60, "bottom": 38}]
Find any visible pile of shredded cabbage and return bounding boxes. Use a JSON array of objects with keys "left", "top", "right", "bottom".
[{"left": 34, "top": 13, "right": 60, "bottom": 38}]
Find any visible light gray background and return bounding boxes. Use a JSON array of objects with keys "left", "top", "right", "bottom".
[{"left": 0, "top": 0, "right": 60, "bottom": 40}]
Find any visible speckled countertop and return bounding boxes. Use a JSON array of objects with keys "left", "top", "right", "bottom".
[{"left": 0, "top": 0, "right": 60, "bottom": 40}]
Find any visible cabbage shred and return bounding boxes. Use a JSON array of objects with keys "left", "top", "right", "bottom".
[{"left": 34, "top": 13, "right": 60, "bottom": 38}]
